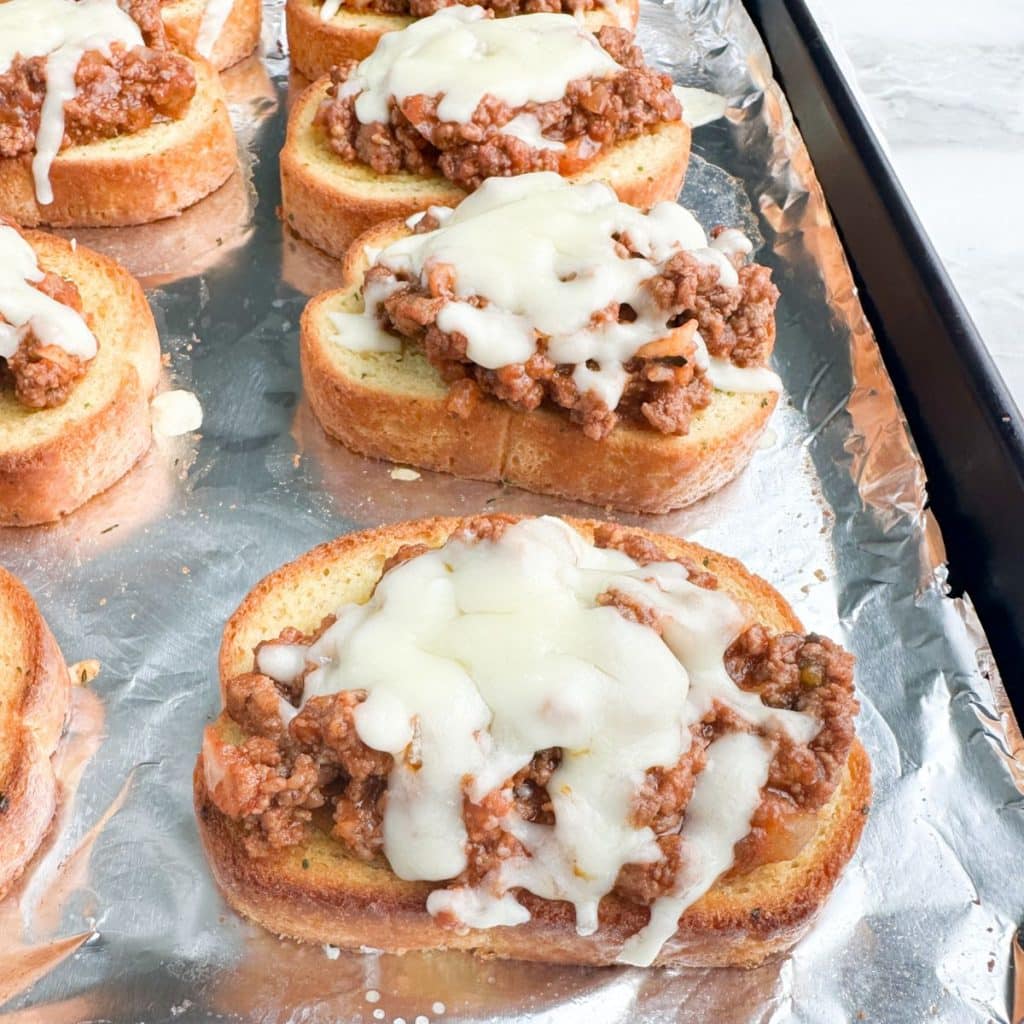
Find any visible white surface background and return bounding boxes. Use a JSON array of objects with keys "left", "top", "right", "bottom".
[{"left": 807, "top": 0, "right": 1024, "bottom": 411}]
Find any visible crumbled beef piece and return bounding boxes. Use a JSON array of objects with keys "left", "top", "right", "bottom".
[
  {"left": 592, "top": 522, "right": 719, "bottom": 589},
  {"left": 4, "top": 335, "right": 89, "bottom": 409},
  {"left": 225, "top": 673, "right": 286, "bottom": 739},
  {"left": 0, "top": 43, "right": 195, "bottom": 160},
  {"left": 510, "top": 747, "right": 560, "bottom": 825},
  {"left": 725, "top": 625, "right": 858, "bottom": 809},
  {"left": 205, "top": 733, "right": 325, "bottom": 856},
  {"left": 615, "top": 834, "right": 682, "bottom": 904},
  {"left": 454, "top": 514, "right": 519, "bottom": 543},
  {"left": 382, "top": 542, "right": 432, "bottom": 574},
  {"left": 645, "top": 251, "right": 780, "bottom": 368},
  {"left": 314, "top": 27, "right": 680, "bottom": 191},
  {"left": 444, "top": 378, "right": 482, "bottom": 418},
  {"left": 125, "top": 0, "right": 169, "bottom": 48},
  {"left": 252, "top": 617, "right": 336, "bottom": 702},
  {"left": 597, "top": 587, "right": 665, "bottom": 635},
  {"left": 458, "top": 748, "right": 561, "bottom": 885},
  {"left": 631, "top": 734, "right": 709, "bottom": 834}
]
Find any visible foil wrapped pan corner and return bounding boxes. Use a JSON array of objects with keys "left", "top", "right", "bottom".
[{"left": 1, "top": 1, "right": 1022, "bottom": 1021}]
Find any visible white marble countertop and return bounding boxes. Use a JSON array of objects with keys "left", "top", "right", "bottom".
[{"left": 807, "top": 0, "right": 1024, "bottom": 410}]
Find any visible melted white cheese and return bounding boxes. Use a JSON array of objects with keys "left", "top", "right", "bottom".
[
  {"left": 0, "top": 0, "right": 145, "bottom": 205},
  {"left": 196, "top": 0, "right": 236, "bottom": 59},
  {"left": 151, "top": 390, "right": 204, "bottom": 436},
  {"left": 499, "top": 113, "right": 566, "bottom": 152},
  {"left": 341, "top": 7, "right": 620, "bottom": 126},
  {"left": 0, "top": 225, "right": 97, "bottom": 362},
  {"left": 320, "top": 0, "right": 344, "bottom": 19},
  {"left": 617, "top": 731, "right": 772, "bottom": 965},
  {"left": 258, "top": 516, "right": 820, "bottom": 963},
  {"left": 333, "top": 173, "right": 780, "bottom": 406}
]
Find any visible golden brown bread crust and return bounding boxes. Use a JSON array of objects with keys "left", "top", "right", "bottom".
[
  {"left": 298, "top": 220, "right": 777, "bottom": 514},
  {"left": 284, "top": 0, "right": 641, "bottom": 81},
  {"left": 0, "top": 567, "right": 71, "bottom": 899},
  {"left": 280, "top": 76, "right": 691, "bottom": 260},
  {"left": 0, "top": 231, "right": 162, "bottom": 526},
  {"left": 0, "top": 60, "right": 238, "bottom": 228},
  {"left": 198, "top": 516, "right": 872, "bottom": 968},
  {"left": 162, "top": 0, "right": 263, "bottom": 71}
]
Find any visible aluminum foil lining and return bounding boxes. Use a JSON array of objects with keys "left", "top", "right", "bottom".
[{"left": 1, "top": 1, "right": 1022, "bottom": 1021}]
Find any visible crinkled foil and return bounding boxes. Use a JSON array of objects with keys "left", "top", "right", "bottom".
[{"left": 2, "top": 2, "right": 1022, "bottom": 1021}]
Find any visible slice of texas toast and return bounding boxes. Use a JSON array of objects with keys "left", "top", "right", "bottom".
[
  {"left": 299, "top": 221, "right": 777, "bottom": 513},
  {"left": 0, "top": 567, "right": 70, "bottom": 899},
  {"left": 285, "top": 0, "right": 641, "bottom": 81},
  {"left": 0, "top": 232, "right": 162, "bottom": 526},
  {"left": 195, "top": 516, "right": 871, "bottom": 968},
  {"left": 280, "top": 75, "right": 691, "bottom": 260},
  {"left": 162, "top": 0, "right": 263, "bottom": 71},
  {"left": 0, "top": 60, "right": 238, "bottom": 228}
]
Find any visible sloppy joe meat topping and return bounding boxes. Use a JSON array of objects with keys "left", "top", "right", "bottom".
[
  {"left": 205, "top": 516, "right": 858, "bottom": 966},
  {"left": 329, "top": 173, "right": 781, "bottom": 440},
  {"left": 313, "top": 10, "right": 680, "bottom": 190}
]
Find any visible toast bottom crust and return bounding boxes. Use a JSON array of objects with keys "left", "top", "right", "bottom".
[{"left": 0, "top": 569, "right": 71, "bottom": 899}]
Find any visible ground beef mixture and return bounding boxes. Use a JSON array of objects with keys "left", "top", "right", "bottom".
[
  {"left": 0, "top": 220, "right": 94, "bottom": 409},
  {"left": 207, "top": 518, "right": 857, "bottom": 915},
  {"left": 0, "top": 0, "right": 195, "bottom": 161},
  {"left": 323, "top": 0, "right": 598, "bottom": 16},
  {"left": 365, "top": 221, "right": 778, "bottom": 440},
  {"left": 315, "top": 27, "right": 680, "bottom": 191}
]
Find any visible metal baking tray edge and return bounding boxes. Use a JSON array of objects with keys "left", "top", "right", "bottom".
[{"left": 744, "top": 0, "right": 1024, "bottom": 710}]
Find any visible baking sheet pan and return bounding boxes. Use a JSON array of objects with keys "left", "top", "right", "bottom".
[{"left": 1, "top": 1, "right": 1022, "bottom": 1020}]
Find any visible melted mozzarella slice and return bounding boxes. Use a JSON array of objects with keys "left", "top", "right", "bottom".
[
  {"left": 333, "top": 173, "right": 782, "bottom": 405},
  {"left": 343, "top": 7, "right": 620, "bottom": 125}
]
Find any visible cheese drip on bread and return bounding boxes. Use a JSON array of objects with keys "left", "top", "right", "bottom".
[
  {"left": 256, "top": 517, "right": 819, "bottom": 965},
  {"left": 339, "top": 7, "right": 621, "bottom": 126},
  {"left": 0, "top": 226, "right": 97, "bottom": 362},
  {"left": 0, "top": 0, "right": 145, "bottom": 205},
  {"left": 330, "top": 174, "right": 782, "bottom": 410},
  {"left": 195, "top": 0, "right": 237, "bottom": 59}
]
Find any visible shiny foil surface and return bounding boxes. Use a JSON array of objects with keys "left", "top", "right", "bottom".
[{"left": 1, "top": 1, "right": 1022, "bottom": 1020}]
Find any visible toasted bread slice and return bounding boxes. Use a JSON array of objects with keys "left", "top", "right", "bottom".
[
  {"left": 196, "top": 516, "right": 871, "bottom": 968},
  {"left": 0, "top": 60, "right": 238, "bottom": 228},
  {"left": 0, "top": 567, "right": 71, "bottom": 899},
  {"left": 162, "top": 0, "right": 263, "bottom": 71},
  {"left": 0, "top": 232, "right": 162, "bottom": 526},
  {"left": 285, "top": 0, "right": 641, "bottom": 81},
  {"left": 280, "top": 76, "right": 691, "bottom": 260},
  {"left": 299, "top": 221, "right": 777, "bottom": 513}
]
